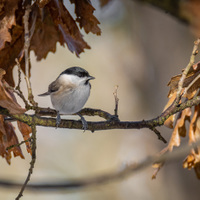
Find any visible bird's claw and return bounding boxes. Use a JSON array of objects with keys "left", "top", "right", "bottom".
[
  {"left": 78, "top": 113, "right": 88, "bottom": 131},
  {"left": 56, "top": 112, "right": 61, "bottom": 128}
]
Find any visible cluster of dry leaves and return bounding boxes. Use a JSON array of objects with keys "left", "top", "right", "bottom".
[
  {"left": 153, "top": 62, "right": 200, "bottom": 179},
  {"left": 0, "top": 69, "right": 31, "bottom": 164},
  {"left": 0, "top": 0, "right": 105, "bottom": 87}
]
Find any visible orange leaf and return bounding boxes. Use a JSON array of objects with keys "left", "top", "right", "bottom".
[
  {"left": 183, "top": 148, "right": 200, "bottom": 179},
  {"left": 167, "top": 62, "right": 200, "bottom": 99},
  {"left": 168, "top": 108, "right": 191, "bottom": 151},
  {"left": 163, "top": 93, "right": 176, "bottom": 128},
  {"left": 188, "top": 105, "right": 200, "bottom": 143}
]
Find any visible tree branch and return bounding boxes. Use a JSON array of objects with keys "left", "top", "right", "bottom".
[
  {"left": 0, "top": 138, "right": 199, "bottom": 191},
  {"left": 1, "top": 96, "right": 200, "bottom": 144}
]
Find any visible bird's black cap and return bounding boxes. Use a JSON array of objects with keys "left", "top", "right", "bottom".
[{"left": 60, "top": 67, "right": 91, "bottom": 78}]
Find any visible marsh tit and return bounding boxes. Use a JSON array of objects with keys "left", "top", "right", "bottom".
[{"left": 38, "top": 66, "right": 95, "bottom": 130}]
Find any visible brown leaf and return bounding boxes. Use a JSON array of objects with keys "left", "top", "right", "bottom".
[
  {"left": 30, "top": 4, "right": 59, "bottom": 60},
  {"left": 0, "top": 0, "right": 19, "bottom": 50},
  {"left": 46, "top": 0, "right": 91, "bottom": 57},
  {"left": 70, "top": 0, "right": 101, "bottom": 35},
  {"left": 0, "top": 118, "right": 24, "bottom": 164},
  {"left": 168, "top": 108, "right": 191, "bottom": 151},
  {"left": 183, "top": 104, "right": 200, "bottom": 178},
  {"left": 183, "top": 147, "right": 200, "bottom": 179},
  {"left": 17, "top": 121, "right": 32, "bottom": 154},
  {"left": 0, "top": 115, "right": 6, "bottom": 135},
  {"left": 0, "top": 24, "right": 25, "bottom": 86},
  {"left": 189, "top": 105, "right": 200, "bottom": 143},
  {"left": 0, "top": 69, "right": 26, "bottom": 114},
  {"left": 167, "top": 62, "right": 200, "bottom": 99},
  {"left": 163, "top": 93, "right": 176, "bottom": 128}
]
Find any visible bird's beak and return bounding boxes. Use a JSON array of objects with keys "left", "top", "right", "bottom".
[{"left": 88, "top": 76, "right": 95, "bottom": 80}]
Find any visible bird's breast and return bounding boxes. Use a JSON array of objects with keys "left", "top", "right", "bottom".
[{"left": 50, "top": 85, "right": 90, "bottom": 114}]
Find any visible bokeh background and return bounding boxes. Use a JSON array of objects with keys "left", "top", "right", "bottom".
[{"left": 1, "top": 0, "right": 200, "bottom": 199}]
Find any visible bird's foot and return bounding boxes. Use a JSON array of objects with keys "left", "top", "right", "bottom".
[
  {"left": 56, "top": 112, "right": 61, "bottom": 128},
  {"left": 77, "top": 113, "right": 88, "bottom": 131}
]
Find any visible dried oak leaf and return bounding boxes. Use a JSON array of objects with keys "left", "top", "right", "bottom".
[
  {"left": 0, "top": 116, "right": 24, "bottom": 164},
  {"left": 183, "top": 104, "right": 200, "bottom": 178},
  {"left": 168, "top": 108, "right": 191, "bottom": 151},
  {"left": 0, "top": 0, "right": 25, "bottom": 87},
  {"left": 31, "top": 0, "right": 91, "bottom": 59},
  {"left": 183, "top": 148, "right": 200, "bottom": 179},
  {"left": 0, "top": 69, "right": 26, "bottom": 114},
  {"left": 30, "top": 4, "right": 59, "bottom": 60},
  {"left": 163, "top": 93, "right": 176, "bottom": 128},
  {"left": 0, "top": 0, "right": 20, "bottom": 50},
  {"left": 167, "top": 62, "right": 200, "bottom": 99},
  {"left": 17, "top": 121, "right": 32, "bottom": 154},
  {"left": 0, "top": 24, "right": 25, "bottom": 87},
  {"left": 70, "top": 0, "right": 101, "bottom": 35},
  {"left": 188, "top": 105, "right": 200, "bottom": 143}
]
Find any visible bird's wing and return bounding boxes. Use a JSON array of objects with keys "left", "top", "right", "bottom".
[
  {"left": 38, "top": 80, "right": 60, "bottom": 96},
  {"left": 48, "top": 80, "right": 60, "bottom": 93}
]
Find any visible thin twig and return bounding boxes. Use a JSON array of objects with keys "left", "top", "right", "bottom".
[
  {"left": 15, "top": 117, "right": 37, "bottom": 200},
  {"left": 15, "top": 59, "right": 31, "bottom": 109},
  {"left": 23, "top": 2, "right": 37, "bottom": 107},
  {"left": 1, "top": 138, "right": 199, "bottom": 191},
  {"left": 15, "top": 59, "right": 22, "bottom": 90},
  {"left": 176, "top": 38, "right": 200, "bottom": 104},
  {"left": 6, "top": 138, "right": 32, "bottom": 151},
  {"left": 149, "top": 127, "right": 167, "bottom": 143},
  {"left": 113, "top": 85, "right": 119, "bottom": 117}
]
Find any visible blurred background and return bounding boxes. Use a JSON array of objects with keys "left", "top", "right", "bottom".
[{"left": 1, "top": 0, "right": 200, "bottom": 199}]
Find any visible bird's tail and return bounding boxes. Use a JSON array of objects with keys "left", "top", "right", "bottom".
[{"left": 38, "top": 92, "right": 50, "bottom": 96}]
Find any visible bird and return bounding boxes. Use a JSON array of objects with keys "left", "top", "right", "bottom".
[{"left": 38, "top": 66, "right": 95, "bottom": 130}]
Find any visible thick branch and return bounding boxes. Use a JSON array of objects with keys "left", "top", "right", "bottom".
[{"left": 1, "top": 95, "right": 200, "bottom": 134}]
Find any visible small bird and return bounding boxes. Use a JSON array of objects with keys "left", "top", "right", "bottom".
[{"left": 38, "top": 66, "right": 95, "bottom": 130}]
